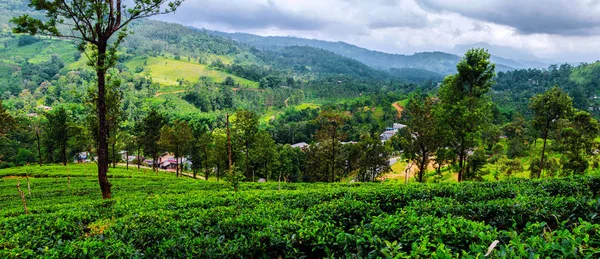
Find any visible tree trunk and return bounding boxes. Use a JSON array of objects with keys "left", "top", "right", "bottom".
[
  {"left": 245, "top": 140, "right": 250, "bottom": 181},
  {"left": 458, "top": 151, "right": 464, "bottom": 182},
  {"left": 175, "top": 146, "right": 179, "bottom": 177},
  {"left": 112, "top": 142, "right": 117, "bottom": 168},
  {"left": 126, "top": 151, "right": 129, "bottom": 170},
  {"left": 48, "top": 144, "right": 53, "bottom": 164},
  {"left": 137, "top": 146, "right": 141, "bottom": 170},
  {"left": 539, "top": 128, "right": 549, "bottom": 179},
  {"left": 419, "top": 151, "right": 427, "bottom": 183},
  {"left": 331, "top": 128, "right": 336, "bottom": 183},
  {"left": 97, "top": 42, "right": 112, "bottom": 199},
  {"left": 61, "top": 143, "right": 67, "bottom": 166},
  {"left": 36, "top": 130, "right": 42, "bottom": 166}
]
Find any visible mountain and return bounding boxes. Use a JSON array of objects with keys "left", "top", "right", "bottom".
[
  {"left": 454, "top": 42, "right": 549, "bottom": 69},
  {"left": 205, "top": 31, "right": 542, "bottom": 75}
]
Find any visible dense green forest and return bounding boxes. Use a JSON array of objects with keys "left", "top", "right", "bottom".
[{"left": 209, "top": 30, "right": 537, "bottom": 75}]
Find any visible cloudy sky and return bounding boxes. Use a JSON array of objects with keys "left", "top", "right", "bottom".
[{"left": 156, "top": 0, "right": 600, "bottom": 63}]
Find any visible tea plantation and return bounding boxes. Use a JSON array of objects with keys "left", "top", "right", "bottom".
[{"left": 1, "top": 165, "right": 600, "bottom": 258}]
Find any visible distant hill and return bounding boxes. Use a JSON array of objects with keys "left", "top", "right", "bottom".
[
  {"left": 455, "top": 42, "right": 549, "bottom": 69},
  {"left": 206, "top": 31, "right": 539, "bottom": 75}
]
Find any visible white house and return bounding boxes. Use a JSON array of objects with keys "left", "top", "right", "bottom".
[
  {"left": 380, "top": 123, "right": 407, "bottom": 142},
  {"left": 291, "top": 142, "right": 309, "bottom": 149}
]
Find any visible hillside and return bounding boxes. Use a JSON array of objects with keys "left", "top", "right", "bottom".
[{"left": 208, "top": 30, "right": 528, "bottom": 75}]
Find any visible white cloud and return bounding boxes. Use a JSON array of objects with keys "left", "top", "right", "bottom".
[{"left": 155, "top": 0, "right": 600, "bottom": 62}]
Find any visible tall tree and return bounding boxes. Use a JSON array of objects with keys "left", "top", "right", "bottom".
[
  {"left": 437, "top": 48, "right": 495, "bottom": 182},
  {"left": 252, "top": 130, "right": 278, "bottom": 181},
  {"left": 0, "top": 100, "right": 15, "bottom": 138},
  {"left": 28, "top": 115, "right": 44, "bottom": 166},
  {"left": 529, "top": 86, "right": 573, "bottom": 178},
  {"left": 211, "top": 129, "right": 229, "bottom": 181},
  {"left": 190, "top": 130, "right": 213, "bottom": 180},
  {"left": 399, "top": 96, "right": 440, "bottom": 183},
  {"left": 12, "top": 0, "right": 183, "bottom": 199},
  {"left": 315, "top": 111, "right": 347, "bottom": 182},
  {"left": 233, "top": 110, "right": 259, "bottom": 181},
  {"left": 141, "top": 109, "right": 165, "bottom": 172},
  {"left": 159, "top": 120, "right": 192, "bottom": 177},
  {"left": 357, "top": 137, "right": 391, "bottom": 182},
  {"left": 560, "top": 110, "right": 599, "bottom": 175},
  {"left": 45, "top": 107, "right": 71, "bottom": 166}
]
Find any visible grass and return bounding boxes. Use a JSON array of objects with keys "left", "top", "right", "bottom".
[
  {"left": 0, "top": 38, "right": 78, "bottom": 65},
  {"left": 294, "top": 102, "right": 321, "bottom": 110},
  {"left": 123, "top": 56, "right": 258, "bottom": 87},
  {"left": 397, "top": 98, "right": 410, "bottom": 107}
]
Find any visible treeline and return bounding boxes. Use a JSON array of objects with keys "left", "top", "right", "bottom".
[
  {"left": 0, "top": 98, "right": 392, "bottom": 182},
  {"left": 396, "top": 49, "right": 600, "bottom": 183},
  {"left": 493, "top": 63, "right": 598, "bottom": 118}
]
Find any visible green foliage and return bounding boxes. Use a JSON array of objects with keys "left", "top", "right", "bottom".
[
  {"left": 2, "top": 164, "right": 600, "bottom": 258},
  {"left": 0, "top": 100, "right": 15, "bottom": 137},
  {"left": 437, "top": 48, "right": 495, "bottom": 181},
  {"left": 530, "top": 86, "right": 574, "bottom": 178},
  {"left": 139, "top": 109, "right": 166, "bottom": 168},
  {"left": 399, "top": 95, "right": 440, "bottom": 182}
]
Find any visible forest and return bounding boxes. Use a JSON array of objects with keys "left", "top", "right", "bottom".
[{"left": 2, "top": 0, "right": 600, "bottom": 257}]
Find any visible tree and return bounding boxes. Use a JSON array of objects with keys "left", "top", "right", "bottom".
[
  {"left": 315, "top": 111, "right": 347, "bottom": 182},
  {"left": 12, "top": 0, "right": 183, "bottom": 199},
  {"left": 357, "top": 137, "right": 391, "bottom": 182},
  {"left": 437, "top": 48, "right": 495, "bottom": 182},
  {"left": 252, "top": 130, "right": 278, "bottom": 181},
  {"left": 399, "top": 96, "right": 440, "bottom": 183},
  {"left": 28, "top": 115, "right": 44, "bottom": 166},
  {"left": 45, "top": 107, "right": 71, "bottom": 166},
  {"left": 233, "top": 110, "right": 259, "bottom": 181},
  {"left": 159, "top": 120, "right": 192, "bottom": 177},
  {"left": 504, "top": 114, "right": 528, "bottom": 158},
  {"left": 141, "top": 109, "right": 165, "bottom": 171},
  {"left": 211, "top": 129, "right": 229, "bottom": 181},
  {"left": 190, "top": 131, "right": 213, "bottom": 180},
  {"left": 560, "top": 110, "right": 599, "bottom": 175},
  {"left": 529, "top": 86, "right": 573, "bottom": 178},
  {"left": 0, "top": 100, "right": 15, "bottom": 138}
]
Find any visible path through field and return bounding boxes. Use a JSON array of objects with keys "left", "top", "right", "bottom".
[{"left": 392, "top": 102, "right": 404, "bottom": 119}]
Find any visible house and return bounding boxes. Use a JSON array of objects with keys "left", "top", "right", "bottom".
[
  {"left": 74, "top": 152, "right": 91, "bottom": 163},
  {"left": 37, "top": 105, "right": 52, "bottom": 111},
  {"left": 291, "top": 142, "right": 309, "bottom": 149},
  {"left": 380, "top": 130, "right": 398, "bottom": 142},
  {"left": 380, "top": 123, "right": 407, "bottom": 142},
  {"left": 157, "top": 153, "right": 191, "bottom": 170}
]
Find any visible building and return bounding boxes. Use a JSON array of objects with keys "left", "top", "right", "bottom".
[
  {"left": 380, "top": 123, "right": 407, "bottom": 142},
  {"left": 291, "top": 142, "right": 309, "bottom": 149}
]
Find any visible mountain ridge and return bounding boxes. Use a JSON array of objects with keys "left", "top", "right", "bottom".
[{"left": 204, "top": 30, "right": 552, "bottom": 75}]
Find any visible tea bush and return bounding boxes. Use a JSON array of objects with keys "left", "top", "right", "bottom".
[{"left": 1, "top": 164, "right": 599, "bottom": 258}]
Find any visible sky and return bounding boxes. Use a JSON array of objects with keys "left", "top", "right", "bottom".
[{"left": 155, "top": 0, "right": 600, "bottom": 63}]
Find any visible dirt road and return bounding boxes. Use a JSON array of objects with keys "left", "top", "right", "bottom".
[{"left": 392, "top": 102, "right": 404, "bottom": 119}]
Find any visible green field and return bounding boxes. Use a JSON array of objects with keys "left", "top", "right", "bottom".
[
  {"left": 0, "top": 38, "right": 78, "bottom": 65},
  {"left": 124, "top": 57, "right": 259, "bottom": 87},
  {"left": 1, "top": 164, "right": 600, "bottom": 258}
]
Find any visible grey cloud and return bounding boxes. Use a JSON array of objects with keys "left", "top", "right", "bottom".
[
  {"left": 417, "top": 0, "right": 600, "bottom": 36},
  {"left": 368, "top": 13, "right": 430, "bottom": 29},
  {"left": 168, "top": 1, "right": 329, "bottom": 31}
]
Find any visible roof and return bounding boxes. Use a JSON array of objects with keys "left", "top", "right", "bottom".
[
  {"left": 380, "top": 130, "right": 398, "bottom": 136},
  {"left": 291, "top": 142, "right": 309, "bottom": 148}
]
